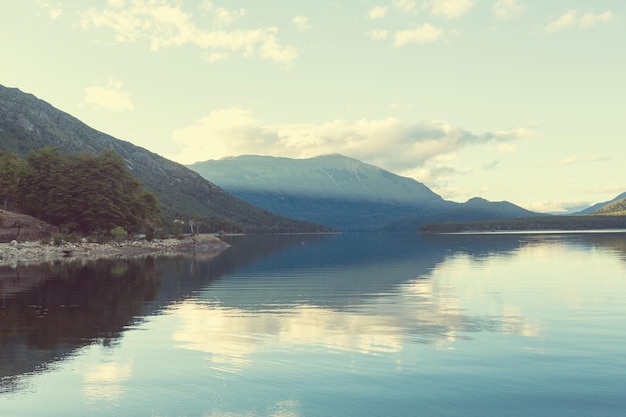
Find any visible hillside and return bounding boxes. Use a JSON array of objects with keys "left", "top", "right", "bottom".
[
  {"left": 189, "top": 154, "right": 454, "bottom": 230},
  {"left": 592, "top": 197, "right": 626, "bottom": 215},
  {"left": 189, "top": 155, "right": 538, "bottom": 231},
  {"left": 383, "top": 197, "right": 540, "bottom": 232},
  {"left": 576, "top": 192, "right": 626, "bottom": 214},
  {"left": 0, "top": 85, "right": 329, "bottom": 233}
]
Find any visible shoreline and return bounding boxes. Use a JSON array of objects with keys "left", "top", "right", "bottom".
[{"left": 0, "top": 234, "right": 230, "bottom": 267}]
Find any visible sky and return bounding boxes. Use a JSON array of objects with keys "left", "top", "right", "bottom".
[{"left": 1, "top": 0, "right": 624, "bottom": 213}]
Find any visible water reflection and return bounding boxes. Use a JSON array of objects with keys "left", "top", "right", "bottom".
[
  {"left": 1, "top": 231, "right": 625, "bottom": 417},
  {"left": 169, "top": 233, "right": 556, "bottom": 374},
  {"left": 82, "top": 359, "right": 133, "bottom": 404},
  {"left": 0, "top": 257, "right": 162, "bottom": 386}
]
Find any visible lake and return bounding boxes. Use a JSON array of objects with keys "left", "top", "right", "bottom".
[{"left": 1, "top": 232, "right": 625, "bottom": 417}]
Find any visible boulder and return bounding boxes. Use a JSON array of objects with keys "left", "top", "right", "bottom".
[{"left": 0, "top": 209, "right": 58, "bottom": 243}]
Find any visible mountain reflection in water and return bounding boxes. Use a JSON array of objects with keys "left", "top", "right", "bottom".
[{"left": 1, "top": 232, "right": 625, "bottom": 417}]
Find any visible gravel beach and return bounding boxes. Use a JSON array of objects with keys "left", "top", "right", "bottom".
[{"left": 0, "top": 234, "right": 230, "bottom": 266}]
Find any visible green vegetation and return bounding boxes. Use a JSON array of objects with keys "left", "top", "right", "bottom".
[
  {"left": 593, "top": 198, "right": 626, "bottom": 215},
  {"left": 419, "top": 215, "right": 626, "bottom": 233},
  {"left": 0, "top": 147, "right": 161, "bottom": 238},
  {"left": 0, "top": 149, "right": 27, "bottom": 210}
]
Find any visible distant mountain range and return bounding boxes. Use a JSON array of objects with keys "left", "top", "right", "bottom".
[
  {"left": 188, "top": 155, "right": 540, "bottom": 231},
  {"left": 3, "top": 84, "right": 620, "bottom": 234},
  {"left": 0, "top": 84, "right": 329, "bottom": 233}
]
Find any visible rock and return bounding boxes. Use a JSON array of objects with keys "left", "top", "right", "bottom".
[{"left": 0, "top": 209, "right": 58, "bottom": 243}]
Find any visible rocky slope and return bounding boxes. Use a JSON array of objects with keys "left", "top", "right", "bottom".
[{"left": 0, "top": 84, "right": 329, "bottom": 233}]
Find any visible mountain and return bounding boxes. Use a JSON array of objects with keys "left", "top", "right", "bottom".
[
  {"left": 189, "top": 154, "right": 454, "bottom": 231},
  {"left": 384, "top": 197, "right": 541, "bottom": 232},
  {"left": 188, "top": 155, "right": 538, "bottom": 231},
  {"left": 0, "top": 85, "right": 329, "bottom": 233},
  {"left": 592, "top": 197, "right": 626, "bottom": 215},
  {"left": 576, "top": 192, "right": 626, "bottom": 214}
]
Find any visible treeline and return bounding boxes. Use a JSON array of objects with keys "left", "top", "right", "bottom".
[
  {"left": 0, "top": 147, "right": 161, "bottom": 238},
  {"left": 418, "top": 215, "right": 626, "bottom": 233}
]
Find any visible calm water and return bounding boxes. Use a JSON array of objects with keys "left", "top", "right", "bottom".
[{"left": 1, "top": 232, "right": 625, "bottom": 417}]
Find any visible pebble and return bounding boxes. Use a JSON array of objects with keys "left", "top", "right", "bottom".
[{"left": 0, "top": 235, "right": 229, "bottom": 266}]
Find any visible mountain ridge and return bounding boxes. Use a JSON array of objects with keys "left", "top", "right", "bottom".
[
  {"left": 576, "top": 192, "right": 626, "bottom": 215},
  {"left": 592, "top": 197, "right": 626, "bottom": 215},
  {"left": 189, "top": 155, "right": 538, "bottom": 231},
  {"left": 0, "top": 84, "right": 330, "bottom": 233}
]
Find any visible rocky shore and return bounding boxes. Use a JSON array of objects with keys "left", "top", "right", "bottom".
[{"left": 0, "top": 234, "right": 230, "bottom": 266}]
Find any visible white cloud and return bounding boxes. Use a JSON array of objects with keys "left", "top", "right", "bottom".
[
  {"left": 368, "top": 29, "right": 389, "bottom": 40},
  {"left": 393, "top": 23, "right": 444, "bottom": 47},
  {"left": 293, "top": 15, "right": 312, "bottom": 32},
  {"left": 559, "top": 155, "right": 608, "bottom": 166},
  {"left": 169, "top": 108, "right": 533, "bottom": 180},
  {"left": 427, "top": 0, "right": 478, "bottom": 19},
  {"left": 492, "top": 0, "right": 526, "bottom": 21},
  {"left": 545, "top": 10, "right": 615, "bottom": 33},
  {"left": 80, "top": 0, "right": 298, "bottom": 64},
  {"left": 392, "top": 0, "right": 417, "bottom": 13},
  {"left": 545, "top": 10, "right": 578, "bottom": 33},
  {"left": 579, "top": 11, "right": 615, "bottom": 29},
  {"left": 491, "top": 127, "right": 534, "bottom": 140},
  {"left": 39, "top": 1, "right": 63, "bottom": 20},
  {"left": 369, "top": 6, "right": 388, "bottom": 19},
  {"left": 83, "top": 79, "right": 134, "bottom": 112},
  {"left": 200, "top": 1, "right": 245, "bottom": 27},
  {"left": 524, "top": 200, "right": 589, "bottom": 214}
]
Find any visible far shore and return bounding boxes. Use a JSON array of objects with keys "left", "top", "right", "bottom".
[
  {"left": 417, "top": 215, "right": 626, "bottom": 233},
  {"left": 0, "top": 234, "right": 230, "bottom": 267}
]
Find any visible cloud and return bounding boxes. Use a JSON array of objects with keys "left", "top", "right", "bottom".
[
  {"left": 80, "top": 0, "right": 298, "bottom": 64},
  {"left": 83, "top": 79, "right": 134, "bottom": 111},
  {"left": 524, "top": 200, "right": 590, "bottom": 214},
  {"left": 393, "top": 23, "right": 444, "bottom": 47},
  {"left": 169, "top": 108, "right": 533, "bottom": 180},
  {"left": 492, "top": 0, "right": 526, "bottom": 21},
  {"left": 545, "top": 10, "right": 615, "bottom": 33},
  {"left": 369, "top": 6, "right": 388, "bottom": 19},
  {"left": 200, "top": 1, "right": 245, "bottom": 27},
  {"left": 426, "top": 0, "right": 478, "bottom": 19},
  {"left": 579, "top": 11, "right": 615, "bottom": 29},
  {"left": 293, "top": 15, "right": 312, "bottom": 32},
  {"left": 39, "top": 1, "right": 63, "bottom": 20},
  {"left": 559, "top": 155, "right": 608, "bottom": 166}
]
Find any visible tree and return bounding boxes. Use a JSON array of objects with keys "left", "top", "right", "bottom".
[
  {"left": 0, "top": 150, "right": 27, "bottom": 210},
  {"left": 16, "top": 148, "right": 162, "bottom": 235}
]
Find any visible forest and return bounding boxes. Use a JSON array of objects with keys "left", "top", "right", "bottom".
[
  {"left": 418, "top": 215, "right": 626, "bottom": 233},
  {"left": 0, "top": 147, "right": 161, "bottom": 239}
]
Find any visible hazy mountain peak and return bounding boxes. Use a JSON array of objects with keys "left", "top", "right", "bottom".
[{"left": 189, "top": 154, "right": 442, "bottom": 205}]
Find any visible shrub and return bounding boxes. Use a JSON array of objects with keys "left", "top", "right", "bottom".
[{"left": 110, "top": 226, "right": 128, "bottom": 242}]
